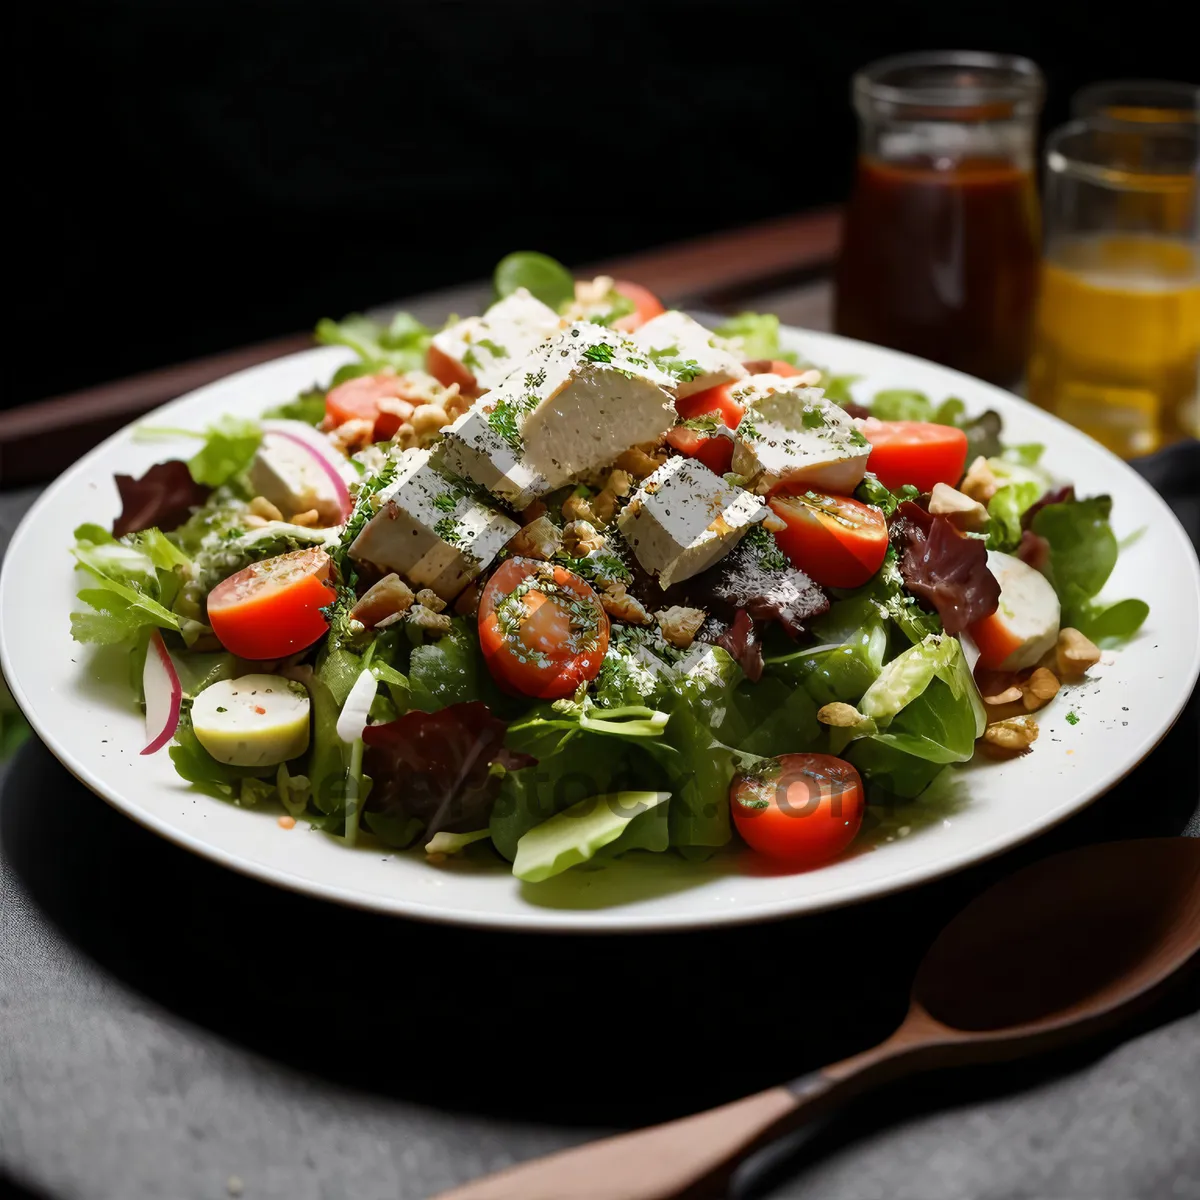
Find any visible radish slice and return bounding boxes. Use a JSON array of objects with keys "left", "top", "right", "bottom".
[
  {"left": 141, "top": 630, "right": 182, "bottom": 755},
  {"left": 262, "top": 421, "right": 353, "bottom": 521}
]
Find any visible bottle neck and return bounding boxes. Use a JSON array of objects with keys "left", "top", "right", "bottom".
[{"left": 857, "top": 110, "right": 1039, "bottom": 171}]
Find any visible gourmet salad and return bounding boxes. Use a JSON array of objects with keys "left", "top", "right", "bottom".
[{"left": 68, "top": 252, "right": 1149, "bottom": 881}]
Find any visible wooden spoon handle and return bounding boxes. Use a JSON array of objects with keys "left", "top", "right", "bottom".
[{"left": 430, "top": 1034, "right": 937, "bottom": 1200}]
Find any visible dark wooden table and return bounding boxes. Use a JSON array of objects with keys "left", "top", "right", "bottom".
[{"left": 2, "top": 212, "right": 1198, "bottom": 1200}]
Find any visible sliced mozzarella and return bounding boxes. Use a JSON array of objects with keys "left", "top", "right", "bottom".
[
  {"left": 969, "top": 551, "right": 1061, "bottom": 672},
  {"left": 730, "top": 375, "right": 872, "bottom": 494},
  {"left": 617, "top": 456, "right": 768, "bottom": 589},
  {"left": 348, "top": 448, "right": 518, "bottom": 600},
  {"left": 631, "top": 310, "right": 747, "bottom": 400},
  {"left": 191, "top": 674, "right": 311, "bottom": 767}
]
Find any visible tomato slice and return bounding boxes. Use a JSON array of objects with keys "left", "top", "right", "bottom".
[
  {"left": 768, "top": 491, "right": 888, "bottom": 588},
  {"left": 426, "top": 343, "right": 479, "bottom": 395},
  {"left": 675, "top": 383, "right": 746, "bottom": 429},
  {"left": 207, "top": 547, "right": 337, "bottom": 660},
  {"left": 730, "top": 753, "right": 864, "bottom": 866},
  {"left": 665, "top": 424, "right": 735, "bottom": 475},
  {"left": 860, "top": 419, "right": 969, "bottom": 493},
  {"left": 324, "top": 373, "right": 417, "bottom": 441},
  {"left": 478, "top": 558, "right": 610, "bottom": 699},
  {"left": 611, "top": 281, "right": 666, "bottom": 332}
]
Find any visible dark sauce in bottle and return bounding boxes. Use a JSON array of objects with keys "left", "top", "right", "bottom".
[{"left": 835, "top": 155, "right": 1040, "bottom": 389}]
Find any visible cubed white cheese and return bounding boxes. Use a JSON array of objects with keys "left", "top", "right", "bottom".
[
  {"left": 971, "top": 550, "right": 1061, "bottom": 671},
  {"left": 348, "top": 449, "right": 518, "bottom": 600},
  {"left": 617, "top": 456, "right": 768, "bottom": 588},
  {"left": 631, "top": 311, "right": 747, "bottom": 400},
  {"left": 730, "top": 375, "right": 872, "bottom": 494},
  {"left": 504, "top": 322, "right": 676, "bottom": 489},
  {"left": 249, "top": 433, "right": 344, "bottom": 525},
  {"left": 435, "top": 401, "right": 550, "bottom": 511},
  {"left": 429, "top": 288, "right": 563, "bottom": 392}
]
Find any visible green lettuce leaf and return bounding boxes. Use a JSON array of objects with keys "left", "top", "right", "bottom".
[
  {"left": 261, "top": 389, "right": 327, "bottom": 426},
  {"left": 987, "top": 481, "right": 1041, "bottom": 552},
  {"left": 492, "top": 251, "right": 576, "bottom": 310},
  {"left": 315, "top": 311, "right": 435, "bottom": 384},
  {"left": 713, "top": 312, "right": 797, "bottom": 363}
]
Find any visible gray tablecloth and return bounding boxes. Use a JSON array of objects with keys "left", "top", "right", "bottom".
[{"left": 3, "top": 289, "right": 1199, "bottom": 1200}]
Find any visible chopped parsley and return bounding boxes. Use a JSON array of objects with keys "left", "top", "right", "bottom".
[
  {"left": 581, "top": 342, "right": 617, "bottom": 365},
  {"left": 680, "top": 414, "right": 724, "bottom": 435},
  {"left": 432, "top": 489, "right": 461, "bottom": 513},
  {"left": 742, "top": 524, "right": 789, "bottom": 573},
  {"left": 802, "top": 407, "right": 828, "bottom": 430},
  {"left": 434, "top": 515, "right": 464, "bottom": 546},
  {"left": 333, "top": 456, "right": 400, "bottom": 575},
  {"left": 1066, "top": 711, "right": 1080, "bottom": 725}
]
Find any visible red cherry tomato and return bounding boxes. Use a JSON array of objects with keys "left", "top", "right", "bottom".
[
  {"left": 860, "top": 419, "right": 969, "bottom": 493},
  {"left": 767, "top": 491, "right": 889, "bottom": 588},
  {"left": 478, "top": 558, "right": 610, "bottom": 699},
  {"left": 675, "top": 383, "right": 746, "bottom": 429},
  {"left": 741, "top": 359, "right": 805, "bottom": 378},
  {"left": 207, "top": 547, "right": 337, "bottom": 660},
  {"left": 665, "top": 424, "right": 735, "bottom": 475},
  {"left": 730, "top": 753, "right": 865, "bottom": 866},
  {"left": 611, "top": 281, "right": 666, "bottom": 332},
  {"left": 324, "top": 373, "right": 416, "bottom": 441},
  {"left": 426, "top": 343, "right": 480, "bottom": 395}
]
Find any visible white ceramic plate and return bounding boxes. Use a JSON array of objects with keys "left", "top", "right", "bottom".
[{"left": 2, "top": 329, "right": 1197, "bottom": 931}]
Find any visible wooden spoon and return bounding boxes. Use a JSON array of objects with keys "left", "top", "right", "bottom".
[{"left": 432, "top": 838, "right": 1200, "bottom": 1200}]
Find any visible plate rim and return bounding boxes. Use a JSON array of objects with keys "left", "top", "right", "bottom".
[{"left": 3, "top": 327, "right": 1198, "bottom": 933}]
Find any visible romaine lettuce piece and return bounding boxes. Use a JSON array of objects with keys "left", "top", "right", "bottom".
[{"left": 512, "top": 791, "right": 671, "bottom": 882}]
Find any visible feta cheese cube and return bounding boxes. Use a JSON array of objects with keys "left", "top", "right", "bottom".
[
  {"left": 730, "top": 375, "right": 871, "bottom": 494},
  {"left": 348, "top": 449, "right": 518, "bottom": 600},
  {"left": 617, "top": 456, "right": 768, "bottom": 589},
  {"left": 429, "top": 288, "right": 563, "bottom": 393},
  {"left": 249, "top": 431, "right": 346, "bottom": 525},
  {"left": 507, "top": 322, "right": 677, "bottom": 489},
  {"left": 632, "top": 311, "right": 747, "bottom": 400},
  {"left": 435, "top": 402, "right": 549, "bottom": 511}
]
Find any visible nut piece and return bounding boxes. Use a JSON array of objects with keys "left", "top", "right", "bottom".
[
  {"left": 290, "top": 508, "right": 320, "bottom": 527},
  {"left": 655, "top": 605, "right": 706, "bottom": 649},
  {"left": 411, "top": 403, "right": 450, "bottom": 436},
  {"left": 1021, "top": 666, "right": 1060, "bottom": 712},
  {"left": 601, "top": 582, "right": 652, "bottom": 625},
  {"left": 615, "top": 445, "right": 665, "bottom": 481},
  {"left": 762, "top": 510, "right": 788, "bottom": 534},
  {"left": 351, "top": 573, "right": 414, "bottom": 628},
  {"left": 983, "top": 684, "right": 1023, "bottom": 706},
  {"left": 960, "top": 456, "right": 1000, "bottom": 505},
  {"left": 415, "top": 588, "right": 447, "bottom": 614},
  {"left": 817, "top": 702, "right": 864, "bottom": 728},
  {"left": 407, "top": 603, "right": 453, "bottom": 636},
  {"left": 983, "top": 714, "right": 1039, "bottom": 752},
  {"left": 242, "top": 513, "right": 269, "bottom": 529},
  {"left": 442, "top": 385, "right": 470, "bottom": 421},
  {"left": 376, "top": 396, "right": 416, "bottom": 424},
  {"left": 328, "top": 418, "right": 375, "bottom": 456},
  {"left": 590, "top": 468, "right": 634, "bottom": 525},
  {"left": 1055, "top": 627, "right": 1101, "bottom": 678},
  {"left": 562, "top": 520, "right": 606, "bottom": 557},
  {"left": 392, "top": 422, "right": 420, "bottom": 451},
  {"left": 249, "top": 496, "right": 283, "bottom": 522},
  {"left": 929, "top": 482, "right": 990, "bottom": 532},
  {"left": 508, "top": 515, "right": 563, "bottom": 561},
  {"left": 561, "top": 492, "right": 598, "bottom": 524}
]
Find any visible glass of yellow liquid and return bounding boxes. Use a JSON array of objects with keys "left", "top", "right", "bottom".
[{"left": 1028, "top": 93, "right": 1198, "bottom": 457}]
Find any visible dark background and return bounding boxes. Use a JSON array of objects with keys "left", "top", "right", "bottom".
[{"left": 9, "top": 1, "right": 1197, "bottom": 409}]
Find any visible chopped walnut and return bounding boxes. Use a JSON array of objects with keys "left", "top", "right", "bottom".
[
  {"left": 591, "top": 469, "right": 633, "bottom": 525},
  {"left": 817, "top": 702, "right": 864, "bottom": 728},
  {"left": 329, "top": 418, "right": 376, "bottom": 456},
  {"left": 392, "top": 422, "right": 420, "bottom": 451},
  {"left": 601, "top": 583, "right": 652, "bottom": 625},
  {"left": 508, "top": 515, "right": 563, "bottom": 560},
  {"left": 351, "top": 573, "right": 414, "bottom": 627},
  {"left": 290, "top": 508, "right": 320, "bottom": 527},
  {"left": 407, "top": 603, "right": 453, "bottom": 636},
  {"left": 615, "top": 446, "right": 665, "bottom": 480},
  {"left": 983, "top": 714, "right": 1039, "bottom": 752},
  {"left": 604, "top": 468, "right": 633, "bottom": 499},
  {"left": 960, "top": 456, "right": 999, "bottom": 505},
  {"left": 411, "top": 403, "right": 450, "bottom": 436},
  {"left": 249, "top": 496, "right": 283, "bottom": 522},
  {"left": 983, "top": 684, "right": 1023, "bottom": 706},
  {"left": 655, "top": 605, "right": 707, "bottom": 649},
  {"left": 1021, "top": 666, "right": 1060, "bottom": 712},
  {"left": 562, "top": 492, "right": 598, "bottom": 524},
  {"left": 562, "top": 520, "right": 606, "bottom": 556},
  {"left": 929, "top": 482, "right": 990, "bottom": 532},
  {"left": 242, "top": 513, "right": 269, "bottom": 529},
  {"left": 415, "top": 588, "right": 447, "bottom": 613},
  {"left": 376, "top": 396, "right": 416, "bottom": 424},
  {"left": 1055, "top": 627, "right": 1101, "bottom": 678}
]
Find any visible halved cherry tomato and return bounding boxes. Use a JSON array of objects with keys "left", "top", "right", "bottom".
[
  {"left": 730, "top": 753, "right": 864, "bottom": 866},
  {"left": 675, "top": 383, "right": 746, "bottom": 429},
  {"left": 768, "top": 491, "right": 888, "bottom": 588},
  {"left": 207, "top": 547, "right": 337, "bottom": 660},
  {"left": 860, "top": 419, "right": 969, "bottom": 494},
  {"left": 478, "top": 558, "right": 610, "bottom": 699},
  {"left": 611, "top": 281, "right": 666, "bottom": 332},
  {"left": 426, "top": 343, "right": 479, "bottom": 395},
  {"left": 741, "top": 359, "right": 804, "bottom": 378},
  {"left": 666, "top": 424, "right": 735, "bottom": 475},
  {"left": 324, "top": 373, "right": 416, "bottom": 441}
]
